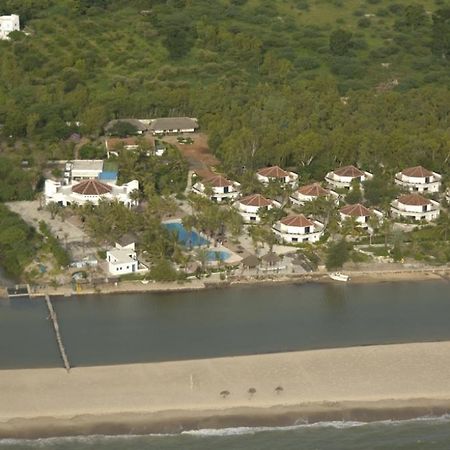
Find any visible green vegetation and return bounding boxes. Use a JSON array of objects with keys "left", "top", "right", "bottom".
[
  {"left": 38, "top": 221, "right": 71, "bottom": 267},
  {"left": 0, "top": 204, "right": 39, "bottom": 277}
]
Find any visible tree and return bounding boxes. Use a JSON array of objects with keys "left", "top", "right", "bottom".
[
  {"left": 326, "top": 239, "right": 350, "bottom": 270},
  {"left": 329, "top": 29, "right": 353, "bottom": 56},
  {"left": 345, "top": 180, "right": 362, "bottom": 204},
  {"left": 107, "top": 121, "right": 139, "bottom": 137},
  {"left": 432, "top": 8, "right": 450, "bottom": 59}
]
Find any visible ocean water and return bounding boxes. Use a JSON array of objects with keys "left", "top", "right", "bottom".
[{"left": 3, "top": 416, "right": 450, "bottom": 449}]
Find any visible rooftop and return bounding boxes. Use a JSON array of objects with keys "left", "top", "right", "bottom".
[
  {"left": 72, "top": 160, "right": 104, "bottom": 172},
  {"left": 257, "top": 166, "right": 290, "bottom": 178},
  {"left": 72, "top": 179, "right": 112, "bottom": 196},
  {"left": 105, "top": 119, "right": 148, "bottom": 132},
  {"left": 398, "top": 194, "right": 431, "bottom": 206},
  {"left": 204, "top": 174, "right": 232, "bottom": 187},
  {"left": 280, "top": 214, "right": 314, "bottom": 228},
  {"left": 149, "top": 117, "right": 198, "bottom": 131},
  {"left": 340, "top": 203, "right": 372, "bottom": 217},
  {"left": 297, "top": 183, "right": 329, "bottom": 197},
  {"left": 333, "top": 165, "right": 365, "bottom": 178},
  {"left": 401, "top": 166, "right": 434, "bottom": 178},
  {"left": 239, "top": 194, "right": 272, "bottom": 207},
  {"left": 108, "top": 249, "right": 136, "bottom": 264}
]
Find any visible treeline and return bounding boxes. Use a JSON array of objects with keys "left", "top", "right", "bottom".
[{"left": 0, "top": 204, "right": 39, "bottom": 277}]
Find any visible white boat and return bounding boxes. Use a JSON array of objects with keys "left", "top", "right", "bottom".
[{"left": 329, "top": 272, "right": 350, "bottom": 282}]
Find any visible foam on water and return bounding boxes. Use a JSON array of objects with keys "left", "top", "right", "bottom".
[{"left": 3, "top": 414, "right": 450, "bottom": 446}]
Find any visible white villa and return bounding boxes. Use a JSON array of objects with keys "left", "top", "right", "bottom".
[
  {"left": 340, "top": 203, "right": 383, "bottom": 230},
  {"left": 44, "top": 178, "right": 139, "bottom": 207},
  {"left": 394, "top": 166, "right": 442, "bottom": 193},
  {"left": 325, "top": 165, "right": 373, "bottom": 190},
  {"left": 148, "top": 117, "right": 198, "bottom": 135},
  {"left": 290, "top": 182, "right": 338, "bottom": 205},
  {"left": 272, "top": 214, "right": 324, "bottom": 243},
  {"left": 0, "top": 14, "right": 20, "bottom": 40},
  {"left": 256, "top": 166, "right": 298, "bottom": 186},
  {"left": 64, "top": 160, "right": 104, "bottom": 182},
  {"left": 192, "top": 174, "right": 240, "bottom": 202},
  {"left": 391, "top": 194, "right": 440, "bottom": 222},
  {"left": 106, "top": 241, "right": 147, "bottom": 276},
  {"left": 234, "top": 194, "right": 279, "bottom": 223}
]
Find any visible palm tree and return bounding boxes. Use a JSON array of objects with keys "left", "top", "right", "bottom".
[
  {"left": 437, "top": 212, "right": 450, "bottom": 241},
  {"left": 248, "top": 387, "right": 256, "bottom": 398},
  {"left": 46, "top": 201, "right": 60, "bottom": 220},
  {"left": 275, "top": 386, "right": 284, "bottom": 395}
]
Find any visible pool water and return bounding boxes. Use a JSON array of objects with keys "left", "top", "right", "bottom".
[
  {"left": 163, "top": 222, "right": 209, "bottom": 247},
  {"left": 206, "top": 250, "right": 230, "bottom": 261}
]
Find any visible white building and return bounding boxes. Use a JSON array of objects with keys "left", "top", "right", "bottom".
[
  {"left": 290, "top": 182, "right": 339, "bottom": 205},
  {"left": 0, "top": 15, "right": 20, "bottom": 40},
  {"left": 192, "top": 174, "right": 240, "bottom": 202},
  {"left": 148, "top": 117, "right": 198, "bottom": 135},
  {"left": 394, "top": 166, "right": 442, "bottom": 193},
  {"left": 64, "top": 160, "right": 104, "bottom": 182},
  {"left": 106, "top": 242, "right": 147, "bottom": 276},
  {"left": 272, "top": 214, "right": 324, "bottom": 243},
  {"left": 391, "top": 194, "right": 440, "bottom": 222},
  {"left": 325, "top": 165, "right": 373, "bottom": 190},
  {"left": 234, "top": 194, "right": 279, "bottom": 223},
  {"left": 256, "top": 166, "right": 298, "bottom": 187},
  {"left": 44, "top": 178, "right": 139, "bottom": 207},
  {"left": 340, "top": 203, "right": 383, "bottom": 230}
]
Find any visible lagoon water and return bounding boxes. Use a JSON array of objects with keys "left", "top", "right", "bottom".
[
  {"left": 1, "top": 281, "right": 450, "bottom": 369},
  {"left": 2, "top": 281, "right": 450, "bottom": 448}
]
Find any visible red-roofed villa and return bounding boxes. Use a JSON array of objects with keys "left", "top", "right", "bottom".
[
  {"left": 256, "top": 166, "right": 298, "bottom": 187},
  {"left": 272, "top": 214, "right": 325, "bottom": 243},
  {"left": 192, "top": 173, "right": 241, "bottom": 202},
  {"left": 325, "top": 165, "right": 373, "bottom": 190},
  {"left": 234, "top": 194, "right": 280, "bottom": 223},
  {"left": 339, "top": 203, "right": 383, "bottom": 230},
  {"left": 391, "top": 194, "right": 440, "bottom": 222},
  {"left": 394, "top": 166, "right": 442, "bottom": 193},
  {"left": 290, "top": 182, "right": 339, "bottom": 205}
]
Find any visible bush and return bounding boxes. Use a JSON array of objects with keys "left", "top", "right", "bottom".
[{"left": 326, "top": 239, "right": 351, "bottom": 270}]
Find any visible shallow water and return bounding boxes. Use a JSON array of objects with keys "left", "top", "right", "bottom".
[
  {"left": 0, "top": 281, "right": 450, "bottom": 369},
  {"left": 2, "top": 416, "right": 450, "bottom": 449}
]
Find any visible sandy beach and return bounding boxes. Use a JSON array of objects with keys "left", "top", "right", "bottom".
[{"left": 1, "top": 341, "right": 450, "bottom": 438}]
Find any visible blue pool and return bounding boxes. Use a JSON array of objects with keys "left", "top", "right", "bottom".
[
  {"left": 163, "top": 222, "right": 209, "bottom": 247},
  {"left": 206, "top": 250, "right": 230, "bottom": 262}
]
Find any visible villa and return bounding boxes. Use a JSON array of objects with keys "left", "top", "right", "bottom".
[
  {"left": 272, "top": 214, "right": 324, "bottom": 243},
  {"left": 63, "top": 160, "right": 118, "bottom": 185},
  {"left": 256, "top": 166, "right": 298, "bottom": 186},
  {"left": 234, "top": 194, "right": 279, "bottom": 223},
  {"left": 192, "top": 174, "right": 240, "bottom": 202},
  {"left": 148, "top": 117, "right": 198, "bottom": 135},
  {"left": 325, "top": 165, "right": 373, "bottom": 190},
  {"left": 340, "top": 203, "right": 383, "bottom": 230},
  {"left": 391, "top": 194, "right": 440, "bottom": 222},
  {"left": 0, "top": 14, "right": 20, "bottom": 40},
  {"left": 290, "top": 182, "right": 338, "bottom": 205},
  {"left": 44, "top": 178, "right": 139, "bottom": 207},
  {"left": 106, "top": 241, "right": 147, "bottom": 276},
  {"left": 394, "top": 166, "right": 442, "bottom": 193}
]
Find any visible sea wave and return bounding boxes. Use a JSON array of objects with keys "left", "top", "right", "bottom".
[{"left": 2, "top": 414, "right": 450, "bottom": 445}]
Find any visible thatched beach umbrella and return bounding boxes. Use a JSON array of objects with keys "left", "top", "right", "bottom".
[
  {"left": 262, "top": 252, "right": 280, "bottom": 267},
  {"left": 241, "top": 254, "right": 260, "bottom": 269},
  {"left": 220, "top": 390, "right": 230, "bottom": 399}
]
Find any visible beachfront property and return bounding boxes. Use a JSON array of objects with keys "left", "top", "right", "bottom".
[
  {"left": 394, "top": 166, "right": 442, "bottom": 193},
  {"left": 147, "top": 117, "right": 198, "bottom": 135},
  {"left": 106, "top": 241, "right": 147, "bottom": 276},
  {"left": 256, "top": 166, "right": 298, "bottom": 187},
  {"left": 290, "top": 182, "right": 339, "bottom": 205},
  {"left": 234, "top": 194, "right": 280, "bottom": 223},
  {"left": 44, "top": 178, "right": 139, "bottom": 207},
  {"left": 0, "top": 14, "right": 20, "bottom": 40},
  {"left": 192, "top": 174, "right": 241, "bottom": 202},
  {"left": 325, "top": 165, "right": 373, "bottom": 190},
  {"left": 391, "top": 193, "right": 440, "bottom": 222},
  {"left": 272, "top": 214, "right": 324, "bottom": 243},
  {"left": 104, "top": 118, "right": 148, "bottom": 135},
  {"left": 340, "top": 203, "right": 383, "bottom": 230}
]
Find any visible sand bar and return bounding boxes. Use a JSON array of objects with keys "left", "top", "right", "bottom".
[{"left": 1, "top": 341, "right": 450, "bottom": 437}]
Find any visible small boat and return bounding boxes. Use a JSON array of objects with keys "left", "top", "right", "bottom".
[{"left": 329, "top": 272, "right": 350, "bottom": 282}]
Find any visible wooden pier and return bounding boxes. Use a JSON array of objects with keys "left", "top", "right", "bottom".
[{"left": 45, "top": 295, "right": 71, "bottom": 372}]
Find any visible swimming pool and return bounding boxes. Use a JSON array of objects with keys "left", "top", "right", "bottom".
[
  {"left": 206, "top": 250, "right": 230, "bottom": 262},
  {"left": 163, "top": 222, "right": 209, "bottom": 247}
]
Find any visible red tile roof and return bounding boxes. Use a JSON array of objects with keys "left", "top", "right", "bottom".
[
  {"left": 340, "top": 203, "right": 372, "bottom": 217},
  {"left": 297, "top": 183, "right": 329, "bottom": 197},
  {"left": 72, "top": 179, "right": 112, "bottom": 196},
  {"left": 239, "top": 194, "right": 272, "bottom": 207},
  {"left": 281, "top": 214, "right": 314, "bottom": 227},
  {"left": 257, "top": 166, "right": 289, "bottom": 178},
  {"left": 398, "top": 194, "right": 431, "bottom": 206},
  {"left": 204, "top": 174, "right": 232, "bottom": 187},
  {"left": 401, "top": 166, "right": 433, "bottom": 178},
  {"left": 333, "top": 165, "right": 365, "bottom": 178}
]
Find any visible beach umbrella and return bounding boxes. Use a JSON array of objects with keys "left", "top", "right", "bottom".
[{"left": 241, "top": 254, "right": 260, "bottom": 269}]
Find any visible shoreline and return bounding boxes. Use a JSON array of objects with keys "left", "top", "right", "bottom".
[
  {"left": 1, "top": 266, "right": 449, "bottom": 300},
  {"left": 2, "top": 341, "right": 450, "bottom": 438}
]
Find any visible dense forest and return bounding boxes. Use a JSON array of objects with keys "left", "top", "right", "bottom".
[{"left": 1, "top": 0, "right": 450, "bottom": 190}]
